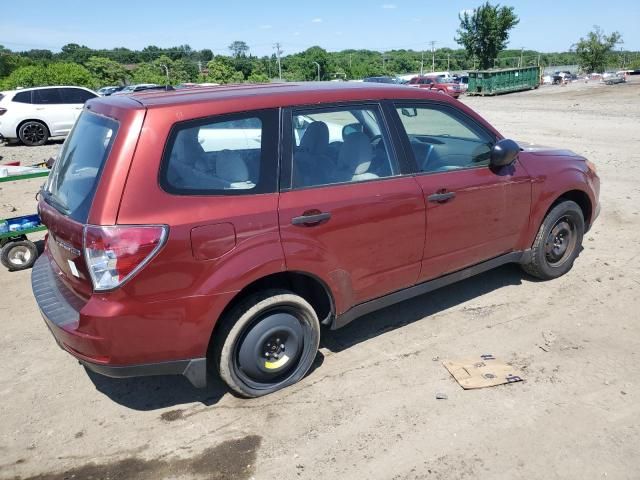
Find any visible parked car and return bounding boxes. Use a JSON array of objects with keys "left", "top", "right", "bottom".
[
  {"left": 32, "top": 83, "right": 600, "bottom": 397},
  {"left": 407, "top": 76, "right": 462, "bottom": 98},
  {"left": 97, "top": 86, "right": 124, "bottom": 96},
  {"left": 0, "top": 86, "right": 98, "bottom": 146},
  {"left": 363, "top": 76, "right": 404, "bottom": 84},
  {"left": 453, "top": 75, "right": 469, "bottom": 92},
  {"left": 113, "top": 84, "right": 175, "bottom": 95}
]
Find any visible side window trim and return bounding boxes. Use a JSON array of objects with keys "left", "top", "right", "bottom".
[
  {"left": 389, "top": 100, "right": 498, "bottom": 175},
  {"left": 283, "top": 101, "right": 402, "bottom": 191},
  {"left": 159, "top": 108, "right": 279, "bottom": 196}
]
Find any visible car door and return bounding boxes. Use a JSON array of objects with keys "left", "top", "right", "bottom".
[
  {"left": 278, "top": 104, "right": 426, "bottom": 313},
  {"left": 60, "top": 88, "right": 97, "bottom": 128},
  {"left": 391, "top": 101, "right": 531, "bottom": 281},
  {"left": 32, "top": 88, "right": 73, "bottom": 136}
]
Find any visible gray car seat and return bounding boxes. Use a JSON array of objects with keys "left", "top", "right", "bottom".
[
  {"left": 167, "top": 128, "right": 227, "bottom": 190},
  {"left": 294, "top": 121, "right": 332, "bottom": 187},
  {"left": 216, "top": 150, "right": 255, "bottom": 189},
  {"left": 337, "top": 132, "right": 378, "bottom": 182}
]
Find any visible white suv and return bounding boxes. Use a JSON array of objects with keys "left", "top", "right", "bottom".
[{"left": 0, "top": 86, "right": 97, "bottom": 146}]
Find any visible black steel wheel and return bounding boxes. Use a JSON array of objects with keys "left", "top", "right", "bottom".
[
  {"left": 521, "top": 200, "right": 585, "bottom": 280},
  {"left": 214, "top": 289, "right": 320, "bottom": 397},
  {"left": 18, "top": 121, "right": 49, "bottom": 147},
  {"left": 1, "top": 240, "right": 39, "bottom": 271}
]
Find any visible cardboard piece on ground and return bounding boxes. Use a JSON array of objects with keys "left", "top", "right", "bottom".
[{"left": 443, "top": 355, "right": 524, "bottom": 390}]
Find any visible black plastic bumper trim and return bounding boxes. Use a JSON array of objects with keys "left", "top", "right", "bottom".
[
  {"left": 81, "top": 357, "right": 208, "bottom": 388},
  {"left": 333, "top": 250, "right": 528, "bottom": 329},
  {"left": 31, "top": 254, "right": 81, "bottom": 328}
]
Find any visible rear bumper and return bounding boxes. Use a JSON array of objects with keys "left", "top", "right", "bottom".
[{"left": 31, "top": 254, "right": 208, "bottom": 388}]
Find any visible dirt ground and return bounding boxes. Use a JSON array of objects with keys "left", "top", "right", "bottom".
[{"left": 1, "top": 79, "right": 639, "bottom": 480}]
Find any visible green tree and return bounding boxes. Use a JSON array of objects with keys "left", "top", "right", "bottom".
[
  {"left": 1, "top": 63, "right": 94, "bottom": 89},
  {"left": 85, "top": 56, "right": 129, "bottom": 86},
  {"left": 228, "top": 41, "right": 249, "bottom": 58},
  {"left": 206, "top": 57, "right": 244, "bottom": 83},
  {"left": 58, "top": 43, "right": 93, "bottom": 64},
  {"left": 455, "top": 2, "right": 519, "bottom": 69},
  {"left": 575, "top": 26, "right": 622, "bottom": 73}
]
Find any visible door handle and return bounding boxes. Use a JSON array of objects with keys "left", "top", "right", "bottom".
[
  {"left": 427, "top": 192, "right": 456, "bottom": 203},
  {"left": 291, "top": 211, "right": 331, "bottom": 226}
]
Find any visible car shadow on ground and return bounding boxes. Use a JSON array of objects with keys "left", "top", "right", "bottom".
[
  {"left": 87, "top": 264, "right": 530, "bottom": 410},
  {"left": 321, "top": 264, "right": 530, "bottom": 353}
]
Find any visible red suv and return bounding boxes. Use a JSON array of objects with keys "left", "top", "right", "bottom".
[
  {"left": 408, "top": 76, "right": 462, "bottom": 98},
  {"left": 32, "top": 83, "right": 600, "bottom": 397}
]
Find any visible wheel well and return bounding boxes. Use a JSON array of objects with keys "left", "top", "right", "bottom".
[
  {"left": 16, "top": 119, "right": 50, "bottom": 137},
  {"left": 556, "top": 190, "right": 592, "bottom": 227},
  {"left": 207, "top": 272, "right": 334, "bottom": 354}
]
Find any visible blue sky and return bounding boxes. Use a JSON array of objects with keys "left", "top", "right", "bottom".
[{"left": 1, "top": 0, "right": 638, "bottom": 55}]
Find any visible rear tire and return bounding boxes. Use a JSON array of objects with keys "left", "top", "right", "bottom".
[
  {"left": 1, "top": 240, "right": 38, "bottom": 271},
  {"left": 213, "top": 289, "right": 320, "bottom": 398},
  {"left": 521, "top": 200, "right": 584, "bottom": 280},
  {"left": 18, "top": 121, "right": 49, "bottom": 147}
]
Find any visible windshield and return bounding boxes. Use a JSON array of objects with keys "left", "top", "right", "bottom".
[{"left": 44, "top": 112, "right": 118, "bottom": 222}]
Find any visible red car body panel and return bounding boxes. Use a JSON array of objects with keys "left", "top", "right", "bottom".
[
  {"left": 32, "top": 82, "right": 600, "bottom": 382},
  {"left": 414, "top": 163, "right": 532, "bottom": 280},
  {"left": 279, "top": 177, "right": 426, "bottom": 314}
]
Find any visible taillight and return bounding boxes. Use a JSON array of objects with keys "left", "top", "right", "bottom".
[
  {"left": 83, "top": 225, "right": 168, "bottom": 291},
  {"left": 0, "top": 108, "right": 7, "bottom": 116}
]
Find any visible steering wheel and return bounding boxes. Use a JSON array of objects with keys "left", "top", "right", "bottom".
[{"left": 370, "top": 134, "right": 383, "bottom": 149}]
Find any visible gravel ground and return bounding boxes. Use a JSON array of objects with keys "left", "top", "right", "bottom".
[{"left": 0, "top": 79, "right": 639, "bottom": 480}]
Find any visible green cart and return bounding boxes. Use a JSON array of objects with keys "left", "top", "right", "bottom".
[{"left": 0, "top": 169, "right": 50, "bottom": 271}]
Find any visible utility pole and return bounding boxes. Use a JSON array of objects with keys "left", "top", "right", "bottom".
[
  {"left": 349, "top": 53, "right": 352, "bottom": 69},
  {"left": 429, "top": 40, "right": 436, "bottom": 72},
  {"left": 420, "top": 51, "right": 424, "bottom": 76},
  {"left": 519, "top": 47, "right": 524, "bottom": 67},
  {"left": 382, "top": 52, "right": 386, "bottom": 72},
  {"left": 273, "top": 43, "right": 283, "bottom": 80},
  {"left": 447, "top": 53, "right": 450, "bottom": 71}
]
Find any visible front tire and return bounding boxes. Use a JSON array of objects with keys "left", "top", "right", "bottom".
[
  {"left": 18, "top": 121, "right": 49, "bottom": 147},
  {"left": 213, "top": 289, "right": 320, "bottom": 398},
  {"left": 521, "top": 200, "right": 584, "bottom": 280}
]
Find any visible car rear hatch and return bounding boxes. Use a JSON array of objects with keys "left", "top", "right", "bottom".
[{"left": 39, "top": 98, "right": 145, "bottom": 301}]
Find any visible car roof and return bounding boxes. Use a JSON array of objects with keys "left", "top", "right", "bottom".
[
  {"left": 2, "top": 85, "right": 94, "bottom": 94},
  {"left": 121, "top": 82, "right": 450, "bottom": 110}
]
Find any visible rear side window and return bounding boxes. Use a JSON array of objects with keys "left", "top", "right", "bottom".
[
  {"left": 61, "top": 88, "right": 96, "bottom": 104},
  {"left": 33, "top": 88, "right": 63, "bottom": 104},
  {"left": 12, "top": 91, "right": 32, "bottom": 103},
  {"left": 44, "top": 112, "right": 118, "bottom": 222},
  {"left": 160, "top": 109, "right": 278, "bottom": 195}
]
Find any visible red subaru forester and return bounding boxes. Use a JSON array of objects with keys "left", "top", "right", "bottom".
[{"left": 32, "top": 83, "right": 600, "bottom": 397}]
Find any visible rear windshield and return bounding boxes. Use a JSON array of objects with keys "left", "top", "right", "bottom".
[{"left": 44, "top": 112, "right": 118, "bottom": 222}]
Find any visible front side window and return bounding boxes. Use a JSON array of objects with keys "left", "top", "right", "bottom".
[
  {"left": 395, "top": 105, "right": 495, "bottom": 173},
  {"left": 290, "top": 105, "right": 397, "bottom": 188},
  {"left": 33, "top": 88, "right": 64, "bottom": 104},
  {"left": 61, "top": 88, "right": 96, "bottom": 104},
  {"left": 161, "top": 110, "right": 278, "bottom": 195}
]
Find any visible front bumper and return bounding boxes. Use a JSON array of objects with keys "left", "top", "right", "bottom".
[{"left": 31, "top": 254, "right": 208, "bottom": 388}]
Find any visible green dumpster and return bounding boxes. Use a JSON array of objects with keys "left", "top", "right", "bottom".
[{"left": 467, "top": 66, "right": 541, "bottom": 96}]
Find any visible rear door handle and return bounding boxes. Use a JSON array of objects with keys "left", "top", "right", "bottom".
[
  {"left": 291, "top": 211, "right": 331, "bottom": 226},
  {"left": 427, "top": 192, "right": 456, "bottom": 203}
]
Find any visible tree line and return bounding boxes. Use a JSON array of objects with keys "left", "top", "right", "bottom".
[{"left": 0, "top": 2, "right": 635, "bottom": 90}]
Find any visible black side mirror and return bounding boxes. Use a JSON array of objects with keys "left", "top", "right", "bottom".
[{"left": 490, "top": 139, "right": 520, "bottom": 168}]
